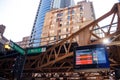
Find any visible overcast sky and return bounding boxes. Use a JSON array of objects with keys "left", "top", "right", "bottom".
[{"left": 0, "top": 0, "right": 118, "bottom": 42}]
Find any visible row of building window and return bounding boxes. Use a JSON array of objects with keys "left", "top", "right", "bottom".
[
  {"left": 42, "top": 25, "right": 80, "bottom": 37},
  {"left": 57, "top": 18, "right": 85, "bottom": 27},
  {"left": 42, "top": 34, "right": 69, "bottom": 41},
  {"left": 49, "top": 18, "right": 84, "bottom": 28},
  {"left": 56, "top": 5, "right": 84, "bottom": 18},
  {"left": 56, "top": 13, "right": 84, "bottom": 23}
]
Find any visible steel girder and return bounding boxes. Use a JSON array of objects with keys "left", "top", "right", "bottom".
[{"left": 0, "top": 3, "right": 120, "bottom": 79}]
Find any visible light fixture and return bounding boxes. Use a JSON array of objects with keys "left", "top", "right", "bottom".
[
  {"left": 103, "top": 38, "right": 111, "bottom": 44},
  {"left": 4, "top": 44, "right": 11, "bottom": 50}
]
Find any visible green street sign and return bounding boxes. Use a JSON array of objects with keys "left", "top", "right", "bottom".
[
  {"left": 27, "top": 47, "right": 46, "bottom": 54},
  {"left": 9, "top": 40, "right": 46, "bottom": 55},
  {"left": 9, "top": 40, "right": 25, "bottom": 55}
]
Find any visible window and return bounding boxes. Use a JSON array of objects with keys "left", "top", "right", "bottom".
[
  {"left": 66, "top": 34, "right": 68, "bottom": 37},
  {"left": 57, "top": 13, "right": 63, "bottom": 17},
  {"left": 80, "top": 12, "right": 83, "bottom": 17},
  {"left": 54, "top": 36, "right": 56, "bottom": 40},
  {"left": 72, "top": 9, "right": 75, "bottom": 14},
  {"left": 58, "top": 36, "right": 61, "bottom": 40},
  {"left": 59, "top": 23, "right": 62, "bottom": 27},
  {"left": 56, "top": 18, "right": 62, "bottom": 22},
  {"left": 58, "top": 30, "right": 61, "bottom": 33},
  {"left": 66, "top": 21, "right": 70, "bottom": 25},
  {"left": 72, "top": 15, "right": 74, "bottom": 19},
  {"left": 67, "top": 16, "right": 71, "bottom": 20},
  {"left": 59, "top": 18, "right": 62, "bottom": 21},
  {"left": 68, "top": 10, "right": 71, "bottom": 15},
  {"left": 66, "top": 28, "right": 68, "bottom": 32},
  {"left": 80, "top": 5, "right": 84, "bottom": 11}
]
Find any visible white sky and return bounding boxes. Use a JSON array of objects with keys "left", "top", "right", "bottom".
[{"left": 0, "top": 0, "right": 118, "bottom": 42}]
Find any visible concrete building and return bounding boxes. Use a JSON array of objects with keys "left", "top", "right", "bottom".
[
  {"left": 41, "top": 1, "right": 95, "bottom": 46},
  {"left": 0, "top": 24, "right": 5, "bottom": 36},
  {"left": 0, "top": 25, "right": 8, "bottom": 44},
  {"left": 0, "top": 25, "right": 8, "bottom": 52},
  {"left": 30, "top": 0, "right": 75, "bottom": 47},
  {"left": 17, "top": 36, "right": 30, "bottom": 48}
]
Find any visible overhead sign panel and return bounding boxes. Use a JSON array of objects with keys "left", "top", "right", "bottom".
[
  {"left": 9, "top": 40, "right": 25, "bottom": 55},
  {"left": 8, "top": 40, "right": 46, "bottom": 55},
  {"left": 27, "top": 47, "right": 46, "bottom": 54}
]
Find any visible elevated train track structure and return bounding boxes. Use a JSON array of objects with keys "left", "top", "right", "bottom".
[{"left": 0, "top": 3, "right": 120, "bottom": 79}]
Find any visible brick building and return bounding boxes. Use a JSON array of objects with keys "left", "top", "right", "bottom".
[
  {"left": 41, "top": 1, "right": 95, "bottom": 46},
  {"left": 16, "top": 36, "right": 30, "bottom": 48}
]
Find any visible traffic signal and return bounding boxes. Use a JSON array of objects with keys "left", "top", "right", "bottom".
[{"left": 4, "top": 44, "right": 11, "bottom": 50}]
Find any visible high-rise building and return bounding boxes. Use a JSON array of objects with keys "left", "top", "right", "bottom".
[
  {"left": 52, "top": 0, "right": 75, "bottom": 9},
  {"left": 30, "top": 0, "right": 75, "bottom": 47},
  {"left": 30, "top": 0, "right": 52, "bottom": 47},
  {"left": 40, "top": 1, "right": 95, "bottom": 46}
]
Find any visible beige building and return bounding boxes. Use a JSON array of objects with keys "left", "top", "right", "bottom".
[
  {"left": 16, "top": 36, "right": 30, "bottom": 48},
  {"left": 41, "top": 1, "right": 95, "bottom": 46}
]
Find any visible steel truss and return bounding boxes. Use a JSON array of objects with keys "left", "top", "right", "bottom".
[{"left": 0, "top": 3, "right": 120, "bottom": 79}]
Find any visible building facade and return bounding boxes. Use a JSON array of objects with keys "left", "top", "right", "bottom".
[
  {"left": 0, "top": 25, "right": 8, "bottom": 52},
  {"left": 0, "top": 24, "right": 5, "bottom": 36},
  {"left": 0, "top": 25, "right": 8, "bottom": 44},
  {"left": 52, "top": 0, "right": 74, "bottom": 9},
  {"left": 16, "top": 36, "right": 30, "bottom": 48},
  {"left": 40, "top": 1, "right": 95, "bottom": 46},
  {"left": 30, "top": 0, "right": 75, "bottom": 47},
  {"left": 30, "top": 0, "right": 52, "bottom": 47}
]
